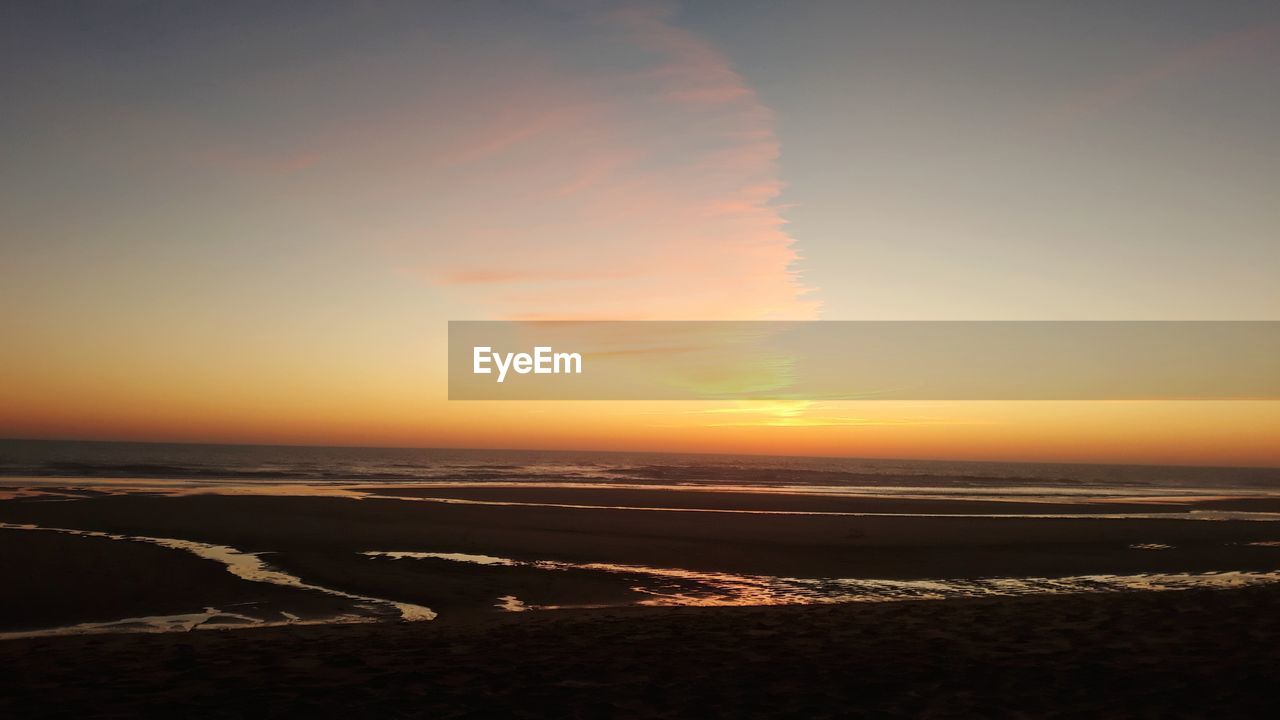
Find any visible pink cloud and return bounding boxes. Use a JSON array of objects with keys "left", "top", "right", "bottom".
[
  {"left": 57, "top": 3, "right": 820, "bottom": 324},
  {"left": 432, "top": 267, "right": 643, "bottom": 286},
  {"left": 399, "top": 2, "right": 814, "bottom": 316},
  {"left": 269, "top": 2, "right": 822, "bottom": 321}
]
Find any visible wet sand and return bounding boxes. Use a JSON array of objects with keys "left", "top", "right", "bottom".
[
  {"left": 276, "top": 551, "right": 648, "bottom": 617},
  {"left": 0, "top": 530, "right": 360, "bottom": 632},
  {"left": 3, "top": 586, "right": 1279, "bottom": 718},
  {"left": 2, "top": 492, "right": 1279, "bottom": 583},
  {"left": 370, "top": 484, "right": 1203, "bottom": 514},
  {"left": 1, "top": 490, "right": 1279, "bottom": 631},
  {"left": 2, "top": 486, "right": 1280, "bottom": 716},
  {"left": 2, "top": 527, "right": 371, "bottom": 627}
]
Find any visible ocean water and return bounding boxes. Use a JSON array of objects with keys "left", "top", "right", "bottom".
[{"left": 1, "top": 439, "right": 1277, "bottom": 494}]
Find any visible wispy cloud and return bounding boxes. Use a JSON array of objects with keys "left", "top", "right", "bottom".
[{"left": 409, "top": 2, "right": 819, "bottom": 320}]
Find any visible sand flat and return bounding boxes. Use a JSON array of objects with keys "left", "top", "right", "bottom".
[
  {"left": 369, "top": 484, "right": 1202, "bottom": 514},
  {"left": 3, "top": 586, "right": 1278, "bottom": 717},
  {"left": 3, "top": 493, "right": 1280, "bottom": 579},
  {"left": 2, "top": 485, "right": 1279, "bottom": 715},
  {"left": 0, "top": 528, "right": 363, "bottom": 632}
]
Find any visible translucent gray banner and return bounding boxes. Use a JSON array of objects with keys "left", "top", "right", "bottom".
[{"left": 448, "top": 321, "right": 1280, "bottom": 400}]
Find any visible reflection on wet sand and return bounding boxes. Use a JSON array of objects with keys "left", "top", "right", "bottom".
[
  {"left": 0, "top": 478, "right": 371, "bottom": 502},
  {"left": 0, "top": 523, "right": 435, "bottom": 639},
  {"left": 4, "top": 473, "right": 1280, "bottom": 639},
  {"left": 365, "top": 550, "right": 1280, "bottom": 610},
  {"left": 496, "top": 596, "right": 530, "bottom": 612},
  {"left": 361, "top": 492, "right": 1280, "bottom": 521},
  {"left": 6, "top": 477, "right": 1280, "bottom": 521},
  {"left": 0, "top": 608, "right": 266, "bottom": 641}
]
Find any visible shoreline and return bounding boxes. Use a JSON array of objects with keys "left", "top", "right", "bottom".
[
  {"left": 4, "top": 486, "right": 1280, "bottom": 635},
  {"left": 4, "top": 474, "right": 1279, "bottom": 715}
]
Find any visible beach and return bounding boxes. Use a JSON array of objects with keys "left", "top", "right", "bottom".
[
  {"left": 2, "top": 444, "right": 1280, "bottom": 715},
  {"left": 8, "top": 0, "right": 1280, "bottom": 715},
  {"left": 4, "top": 586, "right": 1279, "bottom": 718},
  {"left": 4, "top": 477, "right": 1280, "bottom": 627},
  {"left": 4, "top": 489, "right": 1280, "bottom": 620}
]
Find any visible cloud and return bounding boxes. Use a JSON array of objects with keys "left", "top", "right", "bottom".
[
  {"left": 136, "top": 2, "right": 818, "bottom": 321},
  {"left": 433, "top": 268, "right": 641, "bottom": 286},
  {"left": 404, "top": 2, "right": 819, "bottom": 321}
]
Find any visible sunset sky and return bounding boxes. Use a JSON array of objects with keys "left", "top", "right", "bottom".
[{"left": 2, "top": 1, "right": 1278, "bottom": 465}]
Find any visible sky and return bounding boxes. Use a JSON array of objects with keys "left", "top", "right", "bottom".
[{"left": 1, "top": 1, "right": 1277, "bottom": 465}]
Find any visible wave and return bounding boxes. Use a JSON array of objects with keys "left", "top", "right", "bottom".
[{"left": 2, "top": 440, "right": 1277, "bottom": 490}]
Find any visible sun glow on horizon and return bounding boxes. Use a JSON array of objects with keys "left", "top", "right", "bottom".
[{"left": 1, "top": 2, "right": 1276, "bottom": 467}]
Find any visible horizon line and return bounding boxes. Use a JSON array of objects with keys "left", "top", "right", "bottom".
[{"left": 3, "top": 436, "right": 1278, "bottom": 472}]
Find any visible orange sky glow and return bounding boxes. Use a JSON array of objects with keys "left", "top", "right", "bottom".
[{"left": 2, "top": 2, "right": 1277, "bottom": 467}]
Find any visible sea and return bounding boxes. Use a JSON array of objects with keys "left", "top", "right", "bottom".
[{"left": 2, "top": 438, "right": 1278, "bottom": 495}]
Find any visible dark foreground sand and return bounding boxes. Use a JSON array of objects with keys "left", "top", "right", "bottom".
[
  {"left": 2, "top": 491, "right": 1280, "bottom": 630},
  {"left": 0, "top": 531, "right": 364, "bottom": 630},
  {"left": 2, "top": 488, "right": 1280, "bottom": 717},
  {"left": 3, "top": 586, "right": 1279, "bottom": 718}
]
